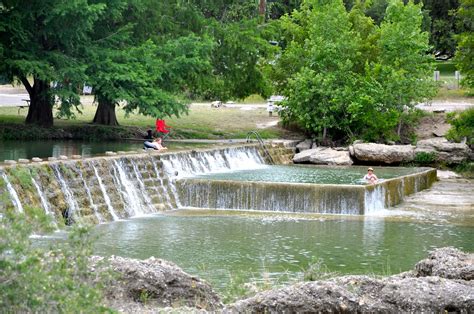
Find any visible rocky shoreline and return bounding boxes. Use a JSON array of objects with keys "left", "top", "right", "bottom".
[
  {"left": 292, "top": 137, "right": 473, "bottom": 165},
  {"left": 92, "top": 247, "right": 473, "bottom": 313}
]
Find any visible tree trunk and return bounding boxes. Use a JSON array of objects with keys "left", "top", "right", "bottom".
[
  {"left": 93, "top": 98, "right": 119, "bottom": 126},
  {"left": 259, "top": 0, "right": 266, "bottom": 21},
  {"left": 24, "top": 77, "right": 54, "bottom": 127}
]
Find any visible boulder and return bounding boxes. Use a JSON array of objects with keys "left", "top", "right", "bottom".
[
  {"left": 296, "top": 139, "right": 313, "bottom": 152},
  {"left": 292, "top": 149, "right": 316, "bottom": 163},
  {"left": 294, "top": 147, "right": 353, "bottom": 165},
  {"left": 308, "top": 147, "right": 353, "bottom": 165},
  {"left": 415, "top": 137, "right": 470, "bottom": 164},
  {"left": 226, "top": 247, "right": 474, "bottom": 313},
  {"left": 413, "top": 247, "right": 474, "bottom": 281},
  {"left": 353, "top": 143, "right": 415, "bottom": 164},
  {"left": 89, "top": 255, "right": 222, "bottom": 311}
]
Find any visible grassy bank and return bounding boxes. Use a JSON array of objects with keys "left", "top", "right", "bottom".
[{"left": 0, "top": 102, "right": 294, "bottom": 141}]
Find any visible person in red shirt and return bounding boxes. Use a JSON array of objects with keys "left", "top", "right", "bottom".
[{"left": 155, "top": 119, "right": 171, "bottom": 139}]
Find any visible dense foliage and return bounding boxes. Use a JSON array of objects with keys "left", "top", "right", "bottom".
[
  {"left": 0, "top": 208, "right": 109, "bottom": 312},
  {"left": 275, "top": 0, "right": 435, "bottom": 144},
  {"left": 454, "top": 0, "right": 474, "bottom": 92},
  {"left": 446, "top": 107, "right": 474, "bottom": 146}
]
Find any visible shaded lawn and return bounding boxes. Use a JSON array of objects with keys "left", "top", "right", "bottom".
[{"left": 0, "top": 103, "right": 285, "bottom": 139}]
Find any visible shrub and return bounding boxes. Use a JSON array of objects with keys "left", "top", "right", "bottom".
[
  {"left": 414, "top": 152, "right": 438, "bottom": 165},
  {"left": 446, "top": 107, "right": 474, "bottom": 146},
  {"left": 0, "top": 209, "right": 111, "bottom": 312}
]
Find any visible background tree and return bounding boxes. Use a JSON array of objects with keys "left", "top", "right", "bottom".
[
  {"left": 455, "top": 0, "right": 474, "bottom": 92},
  {"left": 85, "top": 0, "right": 213, "bottom": 125},
  {"left": 275, "top": 0, "right": 435, "bottom": 143},
  {"left": 0, "top": 0, "right": 105, "bottom": 127}
]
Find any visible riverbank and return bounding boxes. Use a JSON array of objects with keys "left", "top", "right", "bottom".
[{"left": 93, "top": 247, "right": 473, "bottom": 312}]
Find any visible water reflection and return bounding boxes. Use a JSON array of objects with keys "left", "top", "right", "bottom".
[
  {"left": 91, "top": 213, "right": 473, "bottom": 292},
  {"left": 0, "top": 140, "right": 218, "bottom": 161}
]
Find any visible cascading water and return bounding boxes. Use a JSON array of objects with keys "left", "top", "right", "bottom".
[
  {"left": 31, "top": 177, "right": 52, "bottom": 216},
  {"left": 92, "top": 163, "right": 119, "bottom": 221},
  {"left": 52, "top": 164, "right": 79, "bottom": 223},
  {"left": 111, "top": 159, "right": 148, "bottom": 216},
  {"left": 0, "top": 146, "right": 270, "bottom": 226},
  {"left": 1, "top": 171, "right": 24, "bottom": 213},
  {"left": 78, "top": 170, "right": 104, "bottom": 223},
  {"left": 0, "top": 146, "right": 436, "bottom": 225},
  {"left": 161, "top": 146, "right": 266, "bottom": 178}
]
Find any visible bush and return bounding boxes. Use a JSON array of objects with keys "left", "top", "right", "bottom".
[
  {"left": 0, "top": 209, "right": 110, "bottom": 312},
  {"left": 414, "top": 152, "right": 438, "bottom": 165},
  {"left": 446, "top": 107, "right": 474, "bottom": 146}
]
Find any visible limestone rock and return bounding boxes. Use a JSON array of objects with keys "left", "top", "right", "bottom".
[
  {"left": 308, "top": 147, "right": 353, "bottom": 165},
  {"left": 18, "top": 158, "right": 30, "bottom": 164},
  {"left": 296, "top": 139, "right": 313, "bottom": 152},
  {"left": 32, "top": 157, "right": 43, "bottom": 162},
  {"left": 353, "top": 143, "right": 415, "bottom": 164},
  {"left": 71, "top": 155, "right": 82, "bottom": 159},
  {"left": 270, "top": 139, "right": 301, "bottom": 148},
  {"left": 413, "top": 247, "right": 474, "bottom": 281},
  {"left": 47, "top": 157, "right": 57, "bottom": 161},
  {"left": 415, "top": 137, "right": 470, "bottom": 164},
  {"left": 293, "top": 148, "right": 317, "bottom": 163},
  {"left": 294, "top": 147, "right": 353, "bottom": 165},
  {"left": 226, "top": 276, "right": 473, "bottom": 313},
  {"left": 58, "top": 155, "right": 68, "bottom": 160},
  {"left": 4, "top": 160, "right": 17, "bottom": 165},
  {"left": 105, "top": 151, "right": 117, "bottom": 156},
  {"left": 226, "top": 247, "right": 474, "bottom": 313},
  {"left": 90, "top": 255, "right": 222, "bottom": 311}
]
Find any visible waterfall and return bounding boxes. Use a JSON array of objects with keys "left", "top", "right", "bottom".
[
  {"left": 1, "top": 172, "right": 24, "bottom": 213},
  {"left": 0, "top": 147, "right": 438, "bottom": 224},
  {"left": 161, "top": 146, "right": 266, "bottom": 178},
  {"left": 130, "top": 159, "right": 155, "bottom": 212},
  {"left": 364, "top": 185, "right": 386, "bottom": 214},
  {"left": 151, "top": 159, "right": 175, "bottom": 208},
  {"left": 92, "top": 163, "right": 119, "bottom": 221},
  {"left": 0, "top": 146, "right": 271, "bottom": 226},
  {"left": 32, "top": 177, "right": 52, "bottom": 216},
  {"left": 32, "top": 177, "right": 58, "bottom": 228},
  {"left": 52, "top": 165, "right": 79, "bottom": 223},
  {"left": 78, "top": 170, "right": 104, "bottom": 223}
]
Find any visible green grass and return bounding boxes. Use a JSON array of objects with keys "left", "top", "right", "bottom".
[{"left": 0, "top": 102, "right": 288, "bottom": 140}]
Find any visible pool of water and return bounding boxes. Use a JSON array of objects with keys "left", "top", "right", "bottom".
[
  {"left": 89, "top": 211, "right": 473, "bottom": 293},
  {"left": 192, "top": 165, "right": 428, "bottom": 185},
  {"left": 0, "top": 140, "right": 218, "bottom": 161}
]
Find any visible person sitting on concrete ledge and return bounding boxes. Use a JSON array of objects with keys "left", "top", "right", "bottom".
[{"left": 144, "top": 137, "right": 168, "bottom": 151}]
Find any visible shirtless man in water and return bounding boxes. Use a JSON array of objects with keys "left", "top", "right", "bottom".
[{"left": 364, "top": 167, "right": 378, "bottom": 184}]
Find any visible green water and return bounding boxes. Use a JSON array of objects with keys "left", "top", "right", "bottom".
[
  {"left": 91, "top": 212, "right": 473, "bottom": 292},
  {"left": 193, "top": 165, "right": 428, "bottom": 185},
  {"left": 0, "top": 140, "right": 218, "bottom": 161}
]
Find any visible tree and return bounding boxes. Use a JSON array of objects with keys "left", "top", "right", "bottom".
[
  {"left": 455, "top": 0, "right": 474, "bottom": 92},
  {"left": 277, "top": 0, "right": 364, "bottom": 142},
  {"left": 372, "top": 0, "right": 436, "bottom": 137},
  {"left": 0, "top": 0, "right": 105, "bottom": 127},
  {"left": 85, "top": 0, "right": 213, "bottom": 125},
  {"left": 274, "top": 0, "right": 435, "bottom": 143}
]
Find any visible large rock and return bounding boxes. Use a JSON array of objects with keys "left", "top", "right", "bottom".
[
  {"left": 295, "top": 139, "right": 313, "bottom": 152},
  {"left": 226, "top": 276, "right": 473, "bottom": 313},
  {"left": 413, "top": 247, "right": 474, "bottom": 281},
  {"left": 226, "top": 247, "right": 474, "bottom": 313},
  {"left": 89, "top": 255, "right": 222, "bottom": 311},
  {"left": 353, "top": 143, "right": 415, "bottom": 164},
  {"left": 293, "top": 147, "right": 353, "bottom": 165},
  {"left": 415, "top": 137, "right": 470, "bottom": 164}
]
